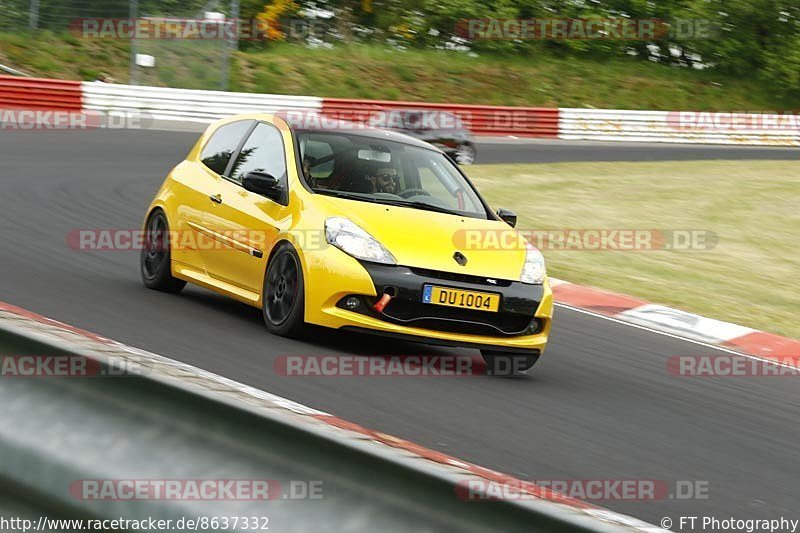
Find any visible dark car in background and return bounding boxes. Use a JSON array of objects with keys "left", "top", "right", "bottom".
[{"left": 369, "top": 109, "right": 477, "bottom": 165}]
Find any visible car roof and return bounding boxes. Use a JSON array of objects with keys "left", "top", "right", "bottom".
[
  {"left": 217, "top": 113, "right": 444, "bottom": 153},
  {"left": 293, "top": 120, "right": 442, "bottom": 152}
]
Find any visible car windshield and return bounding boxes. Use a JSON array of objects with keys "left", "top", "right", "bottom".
[{"left": 296, "top": 131, "right": 488, "bottom": 219}]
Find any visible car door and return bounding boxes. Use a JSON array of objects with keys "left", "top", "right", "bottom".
[
  {"left": 201, "top": 121, "right": 288, "bottom": 296},
  {"left": 172, "top": 120, "right": 254, "bottom": 273}
]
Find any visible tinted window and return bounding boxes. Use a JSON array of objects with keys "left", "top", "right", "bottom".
[
  {"left": 303, "top": 139, "right": 334, "bottom": 180},
  {"left": 200, "top": 120, "right": 253, "bottom": 175},
  {"left": 229, "top": 122, "right": 287, "bottom": 185},
  {"left": 297, "top": 131, "right": 487, "bottom": 219}
]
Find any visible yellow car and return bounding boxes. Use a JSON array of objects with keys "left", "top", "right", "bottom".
[{"left": 141, "top": 114, "right": 552, "bottom": 374}]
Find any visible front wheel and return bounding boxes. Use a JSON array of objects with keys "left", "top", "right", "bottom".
[
  {"left": 481, "top": 350, "right": 540, "bottom": 376},
  {"left": 140, "top": 210, "right": 186, "bottom": 293},
  {"left": 262, "top": 243, "right": 306, "bottom": 338}
]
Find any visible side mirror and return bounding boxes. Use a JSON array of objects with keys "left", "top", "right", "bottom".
[
  {"left": 496, "top": 208, "right": 517, "bottom": 228},
  {"left": 243, "top": 171, "right": 284, "bottom": 202}
]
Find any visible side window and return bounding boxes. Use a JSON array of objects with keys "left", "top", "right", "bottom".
[
  {"left": 200, "top": 120, "right": 253, "bottom": 176},
  {"left": 229, "top": 122, "right": 288, "bottom": 185},
  {"left": 303, "top": 140, "right": 334, "bottom": 180}
]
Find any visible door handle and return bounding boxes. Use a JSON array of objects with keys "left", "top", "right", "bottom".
[{"left": 209, "top": 194, "right": 222, "bottom": 204}]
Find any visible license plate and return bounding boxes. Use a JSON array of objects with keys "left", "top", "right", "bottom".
[{"left": 422, "top": 285, "right": 500, "bottom": 312}]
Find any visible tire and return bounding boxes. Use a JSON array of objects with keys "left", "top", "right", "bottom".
[
  {"left": 480, "top": 350, "right": 540, "bottom": 376},
  {"left": 454, "top": 142, "right": 476, "bottom": 165},
  {"left": 262, "top": 243, "right": 306, "bottom": 338},
  {"left": 140, "top": 209, "right": 186, "bottom": 293}
]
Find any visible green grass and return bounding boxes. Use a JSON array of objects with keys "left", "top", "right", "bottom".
[
  {"left": 467, "top": 160, "right": 800, "bottom": 339},
  {"left": 0, "top": 30, "right": 130, "bottom": 82},
  {"left": 1, "top": 32, "right": 796, "bottom": 110},
  {"left": 233, "top": 43, "right": 792, "bottom": 109}
]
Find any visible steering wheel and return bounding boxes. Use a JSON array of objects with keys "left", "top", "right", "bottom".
[{"left": 399, "top": 188, "right": 431, "bottom": 198}]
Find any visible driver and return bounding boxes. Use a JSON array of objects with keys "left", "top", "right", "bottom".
[{"left": 366, "top": 164, "right": 400, "bottom": 195}]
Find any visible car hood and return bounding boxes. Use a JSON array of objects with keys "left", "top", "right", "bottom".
[{"left": 318, "top": 196, "right": 529, "bottom": 281}]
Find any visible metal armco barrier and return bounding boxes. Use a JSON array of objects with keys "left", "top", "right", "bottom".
[
  {"left": 82, "top": 81, "right": 323, "bottom": 123},
  {"left": 322, "top": 97, "right": 560, "bottom": 137},
  {"left": 0, "top": 75, "right": 82, "bottom": 111},
  {"left": 559, "top": 108, "right": 800, "bottom": 146},
  {"left": 0, "top": 304, "right": 659, "bottom": 533},
  {"left": 7, "top": 74, "right": 794, "bottom": 146},
  {"left": 0, "top": 63, "right": 30, "bottom": 77}
]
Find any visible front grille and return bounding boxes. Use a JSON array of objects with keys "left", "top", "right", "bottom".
[
  {"left": 382, "top": 298, "right": 534, "bottom": 337},
  {"left": 408, "top": 267, "right": 512, "bottom": 287}
]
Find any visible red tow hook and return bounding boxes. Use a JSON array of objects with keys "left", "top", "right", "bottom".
[{"left": 372, "top": 293, "right": 392, "bottom": 314}]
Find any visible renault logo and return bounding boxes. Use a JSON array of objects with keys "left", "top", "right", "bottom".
[{"left": 453, "top": 251, "right": 468, "bottom": 266}]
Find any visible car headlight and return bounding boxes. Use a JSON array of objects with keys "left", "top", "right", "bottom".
[
  {"left": 325, "top": 217, "right": 397, "bottom": 265},
  {"left": 520, "top": 244, "right": 546, "bottom": 284}
]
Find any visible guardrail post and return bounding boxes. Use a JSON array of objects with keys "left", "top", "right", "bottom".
[
  {"left": 29, "top": 0, "right": 39, "bottom": 29},
  {"left": 221, "top": 0, "right": 240, "bottom": 91},
  {"left": 129, "top": 0, "right": 139, "bottom": 85}
]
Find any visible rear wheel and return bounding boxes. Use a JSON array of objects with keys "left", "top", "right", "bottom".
[
  {"left": 262, "top": 244, "right": 306, "bottom": 338},
  {"left": 481, "top": 350, "right": 540, "bottom": 376},
  {"left": 140, "top": 210, "right": 186, "bottom": 293}
]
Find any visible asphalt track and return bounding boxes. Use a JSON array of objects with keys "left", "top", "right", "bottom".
[
  {"left": 476, "top": 137, "right": 799, "bottom": 163},
  {"left": 1, "top": 129, "right": 799, "bottom": 525}
]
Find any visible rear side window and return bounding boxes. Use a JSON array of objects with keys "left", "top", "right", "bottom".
[
  {"left": 200, "top": 120, "right": 253, "bottom": 175},
  {"left": 229, "top": 122, "right": 288, "bottom": 185}
]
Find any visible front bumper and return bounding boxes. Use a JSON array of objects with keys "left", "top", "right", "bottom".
[
  {"left": 302, "top": 248, "right": 552, "bottom": 352},
  {"left": 349, "top": 262, "right": 545, "bottom": 336}
]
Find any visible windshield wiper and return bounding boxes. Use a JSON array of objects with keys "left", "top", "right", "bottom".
[
  {"left": 377, "top": 199, "right": 464, "bottom": 216},
  {"left": 314, "top": 189, "right": 469, "bottom": 217},
  {"left": 313, "top": 189, "right": 374, "bottom": 201}
]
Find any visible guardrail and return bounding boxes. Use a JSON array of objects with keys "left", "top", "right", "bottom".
[
  {"left": 0, "top": 63, "right": 30, "bottom": 77},
  {"left": 558, "top": 108, "right": 800, "bottom": 146},
  {"left": 0, "top": 303, "right": 660, "bottom": 532},
  {"left": 0, "top": 75, "right": 81, "bottom": 111},
  {"left": 321, "top": 98, "right": 560, "bottom": 137},
  {"left": 82, "top": 81, "right": 323, "bottom": 122},
  {"left": 4, "top": 74, "right": 796, "bottom": 146}
]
